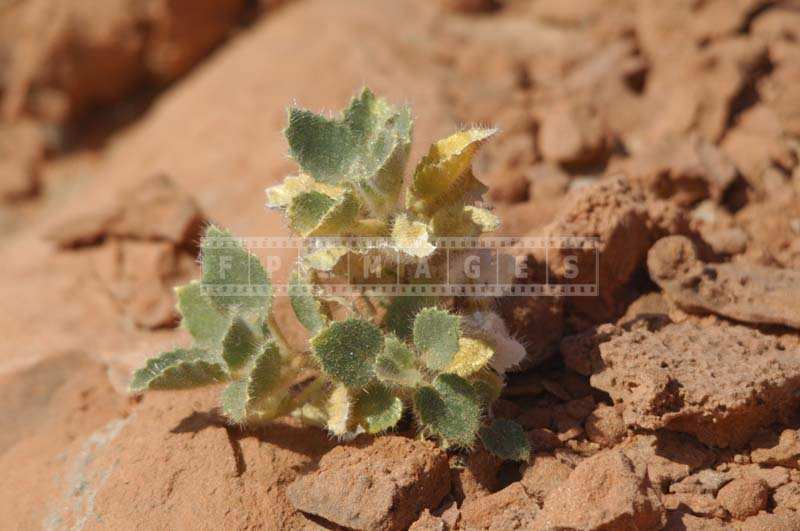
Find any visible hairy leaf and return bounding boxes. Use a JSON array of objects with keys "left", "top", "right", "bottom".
[
  {"left": 414, "top": 373, "right": 481, "bottom": 447},
  {"left": 353, "top": 383, "right": 403, "bottom": 434},
  {"left": 285, "top": 89, "right": 412, "bottom": 216},
  {"left": 479, "top": 419, "right": 530, "bottom": 462},
  {"left": 201, "top": 225, "right": 271, "bottom": 316},
  {"left": 221, "top": 341, "right": 284, "bottom": 423},
  {"left": 413, "top": 307, "right": 461, "bottom": 371},
  {"left": 265, "top": 174, "right": 343, "bottom": 209},
  {"left": 375, "top": 335, "right": 422, "bottom": 387},
  {"left": 383, "top": 295, "right": 436, "bottom": 341},
  {"left": 289, "top": 270, "right": 328, "bottom": 334},
  {"left": 431, "top": 204, "right": 500, "bottom": 237},
  {"left": 222, "top": 316, "right": 260, "bottom": 372},
  {"left": 175, "top": 281, "right": 231, "bottom": 347},
  {"left": 288, "top": 190, "right": 359, "bottom": 237},
  {"left": 408, "top": 128, "right": 495, "bottom": 216},
  {"left": 130, "top": 348, "right": 228, "bottom": 393},
  {"left": 325, "top": 384, "right": 360, "bottom": 438},
  {"left": 446, "top": 337, "right": 494, "bottom": 377},
  {"left": 311, "top": 318, "right": 383, "bottom": 387},
  {"left": 391, "top": 214, "right": 435, "bottom": 258}
]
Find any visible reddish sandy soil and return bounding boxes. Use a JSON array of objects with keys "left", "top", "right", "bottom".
[{"left": 1, "top": 0, "right": 799, "bottom": 529}]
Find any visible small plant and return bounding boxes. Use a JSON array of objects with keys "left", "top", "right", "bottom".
[{"left": 131, "top": 88, "right": 530, "bottom": 460}]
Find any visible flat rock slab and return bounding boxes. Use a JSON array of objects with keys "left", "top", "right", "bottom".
[
  {"left": 286, "top": 436, "right": 451, "bottom": 531},
  {"left": 648, "top": 235, "right": 800, "bottom": 330},
  {"left": 592, "top": 320, "right": 800, "bottom": 448}
]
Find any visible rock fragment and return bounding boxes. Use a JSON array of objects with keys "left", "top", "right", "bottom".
[
  {"left": 717, "top": 477, "right": 770, "bottom": 520},
  {"left": 592, "top": 320, "right": 800, "bottom": 447},
  {"left": 648, "top": 235, "right": 800, "bottom": 330},
  {"left": 286, "top": 436, "right": 450, "bottom": 531},
  {"left": 585, "top": 403, "right": 626, "bottom": 447},
  {"left": 460, "top": 482, "right": 538, "bottom": 531},
  {"left": 534, "top": 449, "right": 666, "bottom": 530}
]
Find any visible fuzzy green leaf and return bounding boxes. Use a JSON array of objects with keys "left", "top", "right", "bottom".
[
  {"left": 407, "top": 128, "right": 495, "bottom": 216},
  {"left": 353, "top": 383, "right": 403, "bottom": 434},
  {"left": 175, "top": 281, "right": 231, "bottom": 347},
  {"left": 222, "top": 317, "right": 260, "bottom": 372},
  {"left": 201, "top": 225, "right": 271, "bottom": 316},
  {"left": 289, "top": 270, "right": 328, "bottom": 334},
  {"left": 221, "top": 341, "right": 284, "bottom": 423},
  {"left": 130, "top": 348, "right": 228, "bottom": 393},
  {"left": 413, "top": 308, "right": 461, "bottom": 371},
  {"left": 288, "top": 189, "right": 359, "bottom": 237},
  {"left": 285, "top": 88, "right": 412, "bottom": 216},
  {"left": 312, "top": 318, "right": 384, "bottom": 387},
  {"left": 383, "top": 296, "right": 436, "bottom": 341},
  {"left": 479, "top": 419, "right": 530, "bottom": 462},
  {"left": 376, "top": 335, "right": 422, "bottom": 387},
  {"left": 414, "top": 373, "right": 481, "bottom": 447}
]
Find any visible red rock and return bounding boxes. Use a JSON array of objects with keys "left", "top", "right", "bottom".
[
  {"left": 540, "top": 176, "right": 687, "bottom": 323},
  {"left": 519, "top": 454, "right": 573, "bottom": 505},
  {"left": 592, "top": 320, "right": 800, "bottom": 448},
  {"left": 622, "top": 432, "right": 715, "bottom": 490},
  {"left": 717, "top": 477, "right": 770, "bottom": 520},
  {"left": 538, "top": 100, "right": 612, "bottom": 166},
  {"left": 737, "top": 511, "right": 800, "bottom": 531},
  {"left": 773, "top": 482, "right": 800, "bottom": 512},
  {"left": 648, "top": 235, "right": 800, "bottom": 330},
  {"left": 721, "top": 105, "right": 794, "bottom": 193},
  {"left": 736, "top": 192, "right": 800, "bottom": 269},
  {"left": 613, "top": 134, "right": 738, "bottom": 206},
  {"left": 451, "top": 449, "right": 501, "bottom": 503},
  {"left": 286, "top": 436, "right": 451, "bottom": 531},
  {"left": 1, "top": 0, "right": 248, "bottom": 122},
  {"left": 751, "top": 429, "right": 800, "bottom": 468},
  {"left": 534, "top": 449, "right": 666, "bottom": 530},
  {"left": 460, "top": 482, "right": 538, "bottom": 531},
  {"left": 585, "top": 403, "right": 626, "bottom": 447}
]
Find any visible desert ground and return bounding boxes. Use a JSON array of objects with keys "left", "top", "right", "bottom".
[{"left": 1, "top": 0, "right": 800, "bottom": 529}]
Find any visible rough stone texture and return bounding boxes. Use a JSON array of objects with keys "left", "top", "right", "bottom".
[
  {"left": 592, "top": 320, "right": 800, "bottom": 448},
  {"left": 750, "top": 429, "right": 800, "bottom": 469},
  {"left": 286, "top": 436, "right": 451, "bottom": 531},
  {"left": 451, "top": 449, "right": 501, "bottom": 503},
  {"left": 585, "top": 403, "right": 627, "bottom": 447},
  {"left": 519, "top": 454, "right": 573, "bottom": 505},
  {"left": 736, "top": 512, "right": 800, "bottom": 531},
  {"left": 534, "top": 449, "right": 666, "bottom": 530},
  {"left": 621, "top": 432, "right": 715, "bottom": 491},
  {"left": 773, "top": 482, "right": 800, "bottom": 512},
  {"left": 460, "top": 482, "right": 538, "bottom": 531},
  {"left": 648, "top": 235, "right": 800, "bottom": 330},
  {"left": 539, "top": 176, "right": 687, "bottom": 323},
  {"left": 717, "top": 478, "right": 770, "bottom": 520},
  {"left": 736, "top": 192, "right": 800, "bottom": 270}
]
